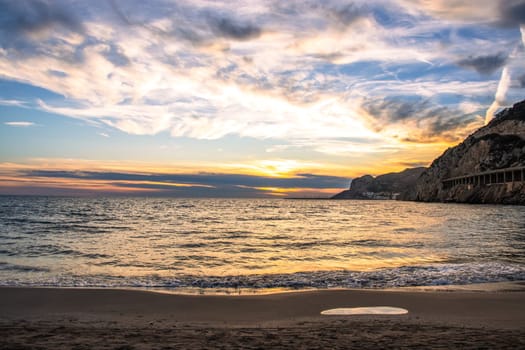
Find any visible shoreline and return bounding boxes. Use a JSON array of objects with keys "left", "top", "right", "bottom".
[
  {"left": 1, "top": 285, "right": 524, "bottom": 348},
  {"left": 2, "top": 280, "right": 524, "bottom": 296}
]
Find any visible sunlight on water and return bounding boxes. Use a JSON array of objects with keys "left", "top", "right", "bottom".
[{"left": 1, "top": 197, "right": 524, "bottom": 291}]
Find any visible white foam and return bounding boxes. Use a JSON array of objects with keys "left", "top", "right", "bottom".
[{"left": 321, "top": 306, "right": 408, "bottom": 315}]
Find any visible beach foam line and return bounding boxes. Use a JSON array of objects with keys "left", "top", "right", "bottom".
[{"left": 321, "top": 306, "right": 408, "bottom": 315}]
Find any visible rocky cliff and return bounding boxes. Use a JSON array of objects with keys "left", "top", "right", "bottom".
[
  {"left": 405, "top": 99, "right": 525, "bottom": 204},
  {"left": 332, "top": 167, "right": 426, "bottom": 199}
]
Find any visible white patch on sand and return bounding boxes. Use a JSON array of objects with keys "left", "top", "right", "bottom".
[{"left": 321, "top": 307, "right": 408, "bottom": 315}]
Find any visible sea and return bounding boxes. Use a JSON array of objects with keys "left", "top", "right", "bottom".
[{"left": 1, "top": 196, "right": 525, "bottom": 294}]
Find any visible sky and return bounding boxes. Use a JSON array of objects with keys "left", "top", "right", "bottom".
[{"left": 0, "top": 0, "right": 524, "bottom": 197}]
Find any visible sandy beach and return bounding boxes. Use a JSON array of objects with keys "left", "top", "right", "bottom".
[{"left": 1, "top": 285, "right": 524, "bottom": 349}]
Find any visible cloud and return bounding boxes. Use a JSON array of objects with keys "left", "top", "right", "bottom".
[
  {"left": 397, "top": 161, "right": 429, "bottom": 168},
  {"left": 269, "top": 1, "right": 370, "bottom": 28},
  {"left": 362, "top": 97, "right": 447, "bottom": 124},
  {"left": 456, "top": 53, "right": 508, "bottom": 75},
  {"left": 331, "top": 3, "right": 368, "bottom": 26},
  {"left": 398, "top": 0, "right": 525, "bottom": 26},
  {"left": 0, "top": 0, "right": 84, "bottom": 56},
  {"left": 499, "top": 0, "right": 525, "bottom": 26},
  {"left": 517, "top": 73, "right": 525, "bottom": 87},
  {"left": 0, "top": 99, "right": 26, "bottom": 107},
  {"left": 485, "top": 67, "right": 511, "bottom": 123},
  {"left": 0, "top": 0, "right": 83, "bottom": 35},
  {"left": 4, "top": 121, "right": 35, "bottom": 127},
  {"left": 396, "top": 0, "right": 496, "bottom": 22},
  {"left": 100, "top": 43, "right": 130, "bottom": 67},
  {"left": 484, "top": 22, "right": 525, "bottom": 122},
  {"left": 24, "top": 170, "right": 349, "bottom": 189},
  {"left": 0, "top": 0, "right": 520, "bottom": 161},
  {"left": 404, "top": 0, "right": 525, "bottom": 28},
  {"left": 207, "top": 15, "right": 261, "bottom": 40},
  {"left": 108, "top": 0, "right": 262, "bottom": 44},
  {"left": 361, "top": 96, "right": 483, "bottom": 142},
  {"left": 0, "top": 168, "right": 350, "bottom": 197}
]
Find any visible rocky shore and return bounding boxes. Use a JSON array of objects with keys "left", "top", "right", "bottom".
[
  {"left": 333, "top": 99, "right": 525, "bottom": 204},
  {"left": 406, "top": 100, "right": 525, "bottom": 204},
  {"left": 332, "top": 167, "right": 425, "bottom": 200}
]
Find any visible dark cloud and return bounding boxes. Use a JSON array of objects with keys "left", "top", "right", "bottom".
[
  {"left": 270, "top": 1, "right": 370, "bottom": 31},
  {"left": 362, "top": 96, "right": 478, "bottom": 141},
  {"left": 398, "top": 161, "right": 429, "bottom": 168},
  {"left": 363, "top": 97, "right": 447, "bottom": 123},
  {"left": 171, "top": 14, "right": 262, "bottom": 43},
  {"left": 456, "top": 53, "right": 508, "bottom": 75},
  {"left": 0, "top": 0, "right": 82, "bottom": 36},
  {"left": 23, "top": 170, "right": 349, "bottom": 196},
  {"left": 47, "top": 69, "right": 68, "bottom": 78},
  {"left": 108, "top": 0, "right": 132, "bottom": 26},
  {"left": 0, "top": 0, "right": 84, "bottom": 57},
  {"left": 207, "top": 15, "right": 261, "bottom": 41},
  {"left": 330, "top": 3, "right": 367, "bottom": 26},
  {"left": 216, "top": 63, "right": 238, "bottom": 80},
  {"left": 516, "top": 73, "right": 525, "bottom": 88},
  {"left": 110, "top": 183, "right": 270, "bottom": 198},
  {"left": 499, "top": 0, "right": 525, "bottom": 26},
  {"left": 426, "top": 114, "right": 477, "bottom": 137},
  {"left": 310, "top": 52, "right": 345, "bottom": 61},
  {"left": 171, "top": 27, "right": 206, "bottom": 44},
  {"left": 108, "top": 0, "right": 261, "bottom": 43},
  {"left": 101, "top": 44, "right": 131, "bottom": 67}
]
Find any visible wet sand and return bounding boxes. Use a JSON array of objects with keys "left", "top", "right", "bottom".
[{"left": 1, "top": 286, "right": 524, "bottom": 349}]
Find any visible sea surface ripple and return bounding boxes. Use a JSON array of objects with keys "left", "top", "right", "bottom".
[{"left": 1, "top": 196, "right": 524, "bottom": 293}]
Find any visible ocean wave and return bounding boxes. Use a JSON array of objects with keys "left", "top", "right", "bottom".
[
  {"left": 0, "top": 262, "right": 50, "bottom": 272},
  {"left": 1, "top": 262, "right": 524, "bottom": 290},
  {"left": 5, "top": 245, "right": 112, "bottom": 259}
]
